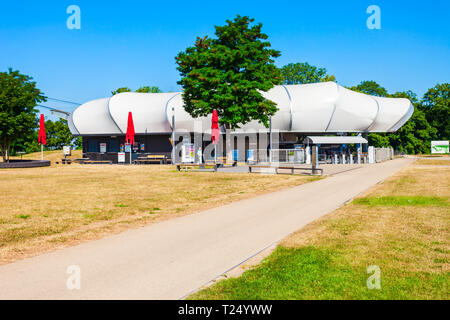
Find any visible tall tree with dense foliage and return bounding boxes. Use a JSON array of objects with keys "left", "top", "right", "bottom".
[
  {"left": 175, "top": 15, "right": 283, "bottom": 129},
  {"left": 420, "top": 83, "right": 449, "bottom": 140},
  {"left": 281, "top": 62, "right": 336, "bottom": 84},
  {"left": 0, "top": 69, "right": 46, "bottom": 162}
]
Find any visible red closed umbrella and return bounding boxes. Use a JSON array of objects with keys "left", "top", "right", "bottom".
[
  {"left": 125, "top": 112, "right": 135, "bottom": 164},
  {"left": 211, "top": 109, "right": 219, "bottom": 144},
  {"left": 211, "top": 109, "right": 219, "bottom": 163},
  {"left": 125, "top": 112, "right": 135, "bottom": 145},
  {"left": 38, "top": 114, "right": 46, "bottom": 146},
  {"left": 38, "top": 114, "right": 46, "bottom": 160}
]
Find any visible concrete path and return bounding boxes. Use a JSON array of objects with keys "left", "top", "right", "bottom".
[{"left": 0, "top": 158, "right": 414, "bottom": 299}]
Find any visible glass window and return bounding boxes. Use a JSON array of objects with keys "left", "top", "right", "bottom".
[
  {"left": 87, "top": 139, "right": 99, "bottom": 152},
  {"left": 109, "top": 138, "right": 119, "bottom": 152}
]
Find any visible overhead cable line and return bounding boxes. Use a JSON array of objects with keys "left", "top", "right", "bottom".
[{"left": 46, "top": 97, "right": 82, "bottom": 105}]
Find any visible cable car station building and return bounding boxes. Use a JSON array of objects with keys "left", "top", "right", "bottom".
[{"left": 68, "top": 82, "right": 413, "bottom": 164}]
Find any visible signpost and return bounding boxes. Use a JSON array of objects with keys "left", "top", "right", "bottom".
[
  {"left": 431, "top": 141, "right": 449, "bottom": 154},
  {"left": 181, "top": 142, "right": 194, "bottom": 163},
  {"left": 63, "top": 146, "right": 71, "bottom": 157},
  {"left": 100, "top": 143, "right": 107, "bottom": 153}
]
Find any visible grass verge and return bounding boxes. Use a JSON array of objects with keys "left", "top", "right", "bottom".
[{"left": 190, "top": 165, "right": 449, "bottom": 300}]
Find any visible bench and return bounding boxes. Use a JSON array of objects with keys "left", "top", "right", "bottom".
[
  {"left": 248, "top": 165, "right": 323, "bottom": 175},
  {"left": 73, "top": 158, "right": 90, "bottom": 164},
  {"left": 134, "top": 155, "right": 168, "bottom": 164},
  {"left": 176, "top": 163, "right": 219, "bottom": 172},
  {"left": 83, "top": 160, "right": 112, "bottom": 165}
]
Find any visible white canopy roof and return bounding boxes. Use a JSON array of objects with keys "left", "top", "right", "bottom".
[
  {"left": 304, "top": 136, "right": 368, "bottom": 144},
  {"left": 70, "top": 82, "right": 413, "bottom": 135}
]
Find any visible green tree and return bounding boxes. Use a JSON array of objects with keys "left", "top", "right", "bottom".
[
  {"left": 281, "top": 62, "right": 336, "bottom": 85},
  {"left": 135, "top": 86, "right": 162, "bottom": 93},
  {"left": 111, "top": 87, "right": 132, "bottom": 95},
  {"left": 349, "top": 80, "right": 388, "bottom": 97},
  {"left": 420, "top": 83, "right": 449, "bottom": 140},
  {"left": 10, "top": 128, "right": 39, "bottom": 155},
  {"left": 386, "top": 91, "right": 435, "bottom": 154},
  {"left": 175, "top": 15, "right": 283, "bottom": 129},
  {"left": 45, "top": 119, "right": 78, "bottom": 150},
  {"left": 0, "top": 69, "right": 46, "bottom": 162},
  {"left": 389, "top": 108, "right": 436, "bottom": 154}
]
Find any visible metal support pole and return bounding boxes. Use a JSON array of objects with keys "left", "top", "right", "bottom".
[
  {"left": 41, "top": 144, "right": 43, "bottom": 161},
  {"left": 171, "top": 106, "right": 175, "bottom": 164},
  {"left": 311, "top": 145, "right": 318, "bottom": 174},
  {"left": 269, "top": 116, "right": 272, "bottom": 164}
]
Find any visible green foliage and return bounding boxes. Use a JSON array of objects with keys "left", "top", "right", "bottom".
[
  {"left": 135, "top": 86, "right": 162, "bottom": 93},
  {"left": 281, "top": 62, "right": 336, "bottom": 84},
  {"left": 420, "top": 83, "right": 449, "bottom": 140},
  {"left": 175, "top": 15, "right": 282, "bottom": 129},
  {"left": 349, "top": 80, "right": 388, "bottom": 97},
  {"left": 45, "top": 119, "right": 79, "bottom": 150},
  {"left": 389, "top": 108, "right": 437, "bottom": 154},
  {"left": 0, "top": 68, "right": 46, "bottom": 162},
  {"left": 111, "top": 86, "right": 163, "bottom": 95},
  {"left": 111, "top": 87, "right": 131, "bottom": 95},
  {"left": 11, "top": 118, "right": 82, "bottom": 154}
]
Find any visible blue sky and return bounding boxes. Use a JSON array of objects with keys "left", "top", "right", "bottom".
[{"left": 0, "top": 0, "right": 448, "bottom": 117}]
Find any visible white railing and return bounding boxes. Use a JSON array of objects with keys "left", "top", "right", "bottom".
[{"left": 245, "top": 149, "right": 306, "bottom": 164}]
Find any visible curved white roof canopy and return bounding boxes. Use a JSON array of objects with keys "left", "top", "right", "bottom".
[{"left": 70, "top": 82, "right": 413, "bottom": 135}]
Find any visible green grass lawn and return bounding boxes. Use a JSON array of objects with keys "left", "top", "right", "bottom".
[{"left": 190, "top": 165, "right": 449, "bottom": 300}]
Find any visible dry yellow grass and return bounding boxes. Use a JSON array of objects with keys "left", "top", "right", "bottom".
[
  {"left": 416, "top": 159, "right": 450, "bottom": 166},
  {"left": 0, "top": 158, "right": 319, "bottom": 264},
  {"left": 282, "top": 165, "right": 450, "bottom": 275},
  {"left": 2, "top": 149, "right": 83, "bottom": 166}
]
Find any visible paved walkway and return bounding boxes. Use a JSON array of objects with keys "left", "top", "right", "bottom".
[{"left": 0, "top": 158, "right": 414, "bottom": 299}]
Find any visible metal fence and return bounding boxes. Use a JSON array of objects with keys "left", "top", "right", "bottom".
[{"left": 245, "top": 149, "right": 306, "bottom": 164}]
